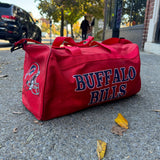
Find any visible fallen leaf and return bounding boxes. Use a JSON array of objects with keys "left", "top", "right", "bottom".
[
  {"left": 153, "top": 110, "right": 160, "bottom": 112},
  {"left": 26, "top": 133, "right": 34, "bottom": 144},
  {"left": 1, "top": 62, "right": 10, "bottom": 65},
  {"left": 12, "top": 111, "right": 23, "bottom": 114},
  {"left": 0, "top": 75, "right": 8, "bottom": 78},
  {"left": 97, "top": 140, "right": 107, "bottom": 160},
  {"left": 33, "top": 120, "right": 39, "bottom": 124},
  {"left": 111, "top": 124, "right": 127, "bottom": 136},
  {"left": 18, "top": 57, "right": 23, "bottom": 61},
  {"left": 115, "top": 113, "right": 128, "bottom": 129},
  {"left": 13, "top": 128, "right": 18, "bottom": 133},
  {"left": 15, "top": 67, "right": 23, "bottom": 71},
  {"left": 33, "top": 120, "right": 43, "bottom": 125}
]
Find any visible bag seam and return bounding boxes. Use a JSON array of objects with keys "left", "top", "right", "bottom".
[{"left": 41, "top": 48, "right": 52, "bottom": 120}]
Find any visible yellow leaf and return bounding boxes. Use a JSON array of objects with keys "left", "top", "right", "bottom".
[
  {"left": 97, "top": 140, "right": 107, "bottom": 160},
  {"left": 115, "top": 113, "right": 128, "bottom": 129}
]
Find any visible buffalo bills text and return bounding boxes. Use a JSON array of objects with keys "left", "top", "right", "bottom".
[{"left": 73, "top": 66, "right": 136, "bottom": 105}]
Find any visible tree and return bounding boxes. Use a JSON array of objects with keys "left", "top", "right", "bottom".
[
  {"left": 37, "top": 0, "right": 60, "bottom": 22},
  {"left": 73, "top": 21, "right": 81, "bottom": 38},
  {"left": 103, "top": 0, "right": 108, "bottom": 40},
  {"left": 36, "top": 0, "right": 105, "bottom": 37},
  {"left": 64, "top": 1, "right": 84, "bottom": 38},
  {"left": 41, "top": 22, "right": 50, "bottom": 33},
  {"left": 84, "top": 0, "right": 104, "bottom": 19},
  {"left": 36, "top": 0, "right": 64, "bottom": 36},
  {"left": 52, "top": 24, "right": 60, "bottom": 36},
  {"left": 122, "top": 0, "right": 146, "bottom": 25}
]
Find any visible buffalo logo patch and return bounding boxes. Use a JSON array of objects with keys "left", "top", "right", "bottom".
[{"left": 24, "top": 63, "right": 40, "bottom": 95}]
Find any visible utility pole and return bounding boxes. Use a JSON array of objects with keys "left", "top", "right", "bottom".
[
  {"left": 102, "top": 0, "right": 108, "bottom": 41},
  {"left": 50, "top": 19, "right": 52, "bottom": 44},
  {"left": 60, "top": 8, "right": 64, "bottom": 37},
  {"left": 129, "top": 0, "right": 133, "bottom": 26},
  {"left": 112, "top": 0, "right": 122, "bottom": 38}
]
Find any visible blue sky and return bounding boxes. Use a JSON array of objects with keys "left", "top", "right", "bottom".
[{"left": 0, "top": 0, "right": 41, "bottom": 18}]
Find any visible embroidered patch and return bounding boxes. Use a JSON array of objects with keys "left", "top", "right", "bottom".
[{"left": 24, "top": 63, "right": 40, "bottom": 95}]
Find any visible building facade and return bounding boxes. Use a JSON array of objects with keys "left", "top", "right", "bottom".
[
  {"left": 103, "top": 0, "right": 160, "bottom": 53},
  {"left": 104, "top": 0, "right": 146, "bottom": 49},
  {"left": 143, "top": 0, "right": 160, "bottom": 54}
]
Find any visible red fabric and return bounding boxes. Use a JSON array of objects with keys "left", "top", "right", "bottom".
[{"left": 15, "top": 37, "right": 141, "bottom": 120}]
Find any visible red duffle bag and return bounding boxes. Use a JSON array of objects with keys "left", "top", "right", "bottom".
[{"left": 11, "top": 37, "right": 141, "bottom": 120}]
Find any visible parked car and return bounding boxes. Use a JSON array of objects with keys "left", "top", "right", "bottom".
[{"left": 0, "top": 2, "right": 41, "bottom": 43}]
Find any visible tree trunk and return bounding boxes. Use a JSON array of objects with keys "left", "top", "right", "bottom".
[
  {"left": 60, "top": 8, "right": 64, "bottom": 36},
  {"left": 71, "top": 24, "right": 74, "bottom": 38},
  {"left": 102, "top": 0, "right": 108, "bottom": 41}
]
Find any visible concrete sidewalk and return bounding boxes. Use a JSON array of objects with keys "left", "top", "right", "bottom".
[{"left": 0, "top": 48, "right": 160, "bottom": 160}]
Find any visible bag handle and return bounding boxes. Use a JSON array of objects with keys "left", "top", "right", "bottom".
[
  {"left": 11, "top": 38, "right": 45, "bottom": 52},
  {"left": 90, "top": 41, "right": 117, "bottom": 53},
  {"left": 89, "top": 38, "right": 132, "bottom": 53},
  {"left": 11, "top": 38, "right": 81, "bottom": 56},
  {"left": 102, "top": 37, "right": 132, "bottom": 45},
  {"left": 52, "top": 36, "right": 94, "bottom": 48},
  {"left": 52, "top": 45, "right": 82, "bottom": 56},
  {"left": 52, "top": 36, "right": 94, "bottom": 56},
  {"left": 64, "top": 46, "right": 81, "bottom": 55}
]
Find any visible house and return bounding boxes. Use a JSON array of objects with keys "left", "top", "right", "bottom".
[{"left": 143, "top": 0, "right": 160, "bottom": 54}]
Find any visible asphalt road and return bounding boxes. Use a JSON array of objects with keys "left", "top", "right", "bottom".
[{"left": 0, "top": 40, "right": 160, "bottom": 160}]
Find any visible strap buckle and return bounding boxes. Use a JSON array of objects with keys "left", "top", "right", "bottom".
[{"left": 11, "top": 40, "right": 27, "bottom": 52}]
